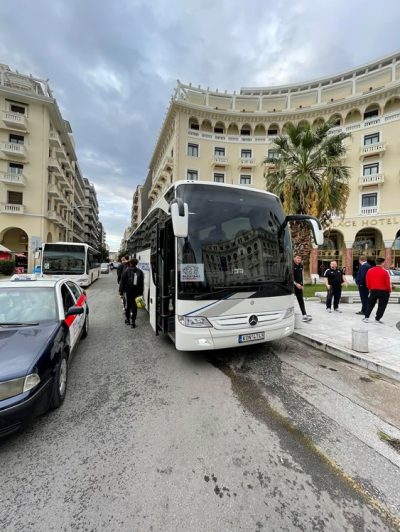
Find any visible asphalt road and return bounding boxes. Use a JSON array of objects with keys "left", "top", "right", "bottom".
[{"left": 1, "top": 273, "right": 400, "bottom": 531}]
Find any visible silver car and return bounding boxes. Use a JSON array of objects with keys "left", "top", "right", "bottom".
[
  {"left": 388, "top": 269, "right": 400, "bottom": 285},
  {"left": 100, "top": 263, "right": 110, "bottom": 274}
]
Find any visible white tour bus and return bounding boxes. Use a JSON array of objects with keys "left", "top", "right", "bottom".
[
  {"left": 40, "top": 242, "right": 101, "bottom": 287},
  {"left": 128, "top": 181, "right": 323, "bottom": 351}
]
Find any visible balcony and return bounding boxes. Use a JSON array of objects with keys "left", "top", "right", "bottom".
[
  {"left": 47, "top": 210, "right": 60, "bottom": 222},
  {"left": 48, "top": 157, "right": 62, "bottom": 174},
  {"left": 0, "top": 172, "right": 26, "bottom": 186},
  {"left": 1, "top": 142, "right": 26, "bottom": 157},
  {"left": 49, "top": 130, "right": 62, "bottom": 148},
  {"left": 212, "top": 155, "right": 229, "bottom": 166},
  {"left": 1, "top": 203, "right": 24, "bottom": 214},
  {"left": 2, "top": 111, "right": 27, "bottom": 130},
  {"left": 162, "top": 156, "right": 174, "bottom": 171},
  {"left": 359, "top": 173, "right": 385, "bottom": 186},
  {"left": 359, "top": 142, "right": 386, "bottom": 159},
  {"left": 239, "top": 157, "right": 256, "bottom": 168},
  {"left": 361, "top": 206, "right": 378, "bottom": 216}
]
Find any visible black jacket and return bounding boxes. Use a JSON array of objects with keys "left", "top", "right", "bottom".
[
  {"left": 355, "top": 262, "right": 371, "bottom": 286},
  {"left": 120, "top": 266, "right": 144, "bottom": 296},
  {"left": 293, "top": 263, "right": 304, "bottom": 285},
  {"left": 117, "top": 262, "right": 128, "bottom": 284}
]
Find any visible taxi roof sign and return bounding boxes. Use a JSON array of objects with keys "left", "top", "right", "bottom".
[{"left": 11, "top": 273, "right": 38, "bottom": 281}]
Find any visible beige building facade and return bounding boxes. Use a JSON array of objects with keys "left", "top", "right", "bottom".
[
  {"left": 131, "top": 51, "right": 400, "bottom": 275},
  {"left": 0, "top": 64, "right": 101, "bottom": 272}
]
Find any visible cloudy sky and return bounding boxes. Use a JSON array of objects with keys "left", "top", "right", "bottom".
[{"left": 1, "top": 0, "right": 399, "bottom": 249}]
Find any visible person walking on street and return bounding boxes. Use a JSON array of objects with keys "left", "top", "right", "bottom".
[
  {"left": 293, "top": 255, "right": 312, "bottom": 322},
  {"left": 120, "top": 258, "right": 144, "bottom": 328},
  {"left": 362, "top": 257, "right": 391, "bottom": 324},
  {"left": 355, "top": 255, "right": 371, "bottom": 315},
  {"left": 117, "top": 256, "right": 129, "bottom": 286},
  {"left": 324, "top": 261, "right": 347, "bottom": 313}
]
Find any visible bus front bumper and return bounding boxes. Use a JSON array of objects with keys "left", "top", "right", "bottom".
[{"left": 174, "top": 318, "right": 294, "bottom": 351}]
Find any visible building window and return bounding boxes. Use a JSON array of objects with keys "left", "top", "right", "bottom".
[
  {"left": 267, "top": 128, "right": 278, "bottom": 136},
  {"left": 7, "top": 191, "right": 23, "bottom": 205},
  {"left": 213, "top": 173, "right": 224, "bottom": 183},
  {"left": 364, "top": 109, "right": 379, "bottom": 120},
  {"left": 364, "top": 133, "right": 380, "bottom": 145},
  {"left": 10, "top": 103, "right": 26, "bottom": 114},
  {"left": 9, "top": 134, "right": 24, "bottom": 145},
  {"left": 9, "top": 162, "right": 23, "bottom": 174},
  {"left": 187, "top": 170, "right": 198, "bottom": 181},
  {"left": 361, "top": 193, "right": 377, "bottom": 207},
  {"left": 268, "top": 149, "right": 279, "bottom": 160},
  {"left": 187, "top": 143, "right": 199, "bottom": 157},
  {"left": 240, "top": 175, "right": 251, "bottom": 185},
  {"left": 214, "top": 147, "right": 225, "bottom": 156},
  {"left": 241, "top": 149, "right": 252, "bottom": 158},
  {"left": 214, "top": 126, "right": 224, "bottom": 134},
  {"left": 363, "top": 163, "right": 379, "bottom": 175}
]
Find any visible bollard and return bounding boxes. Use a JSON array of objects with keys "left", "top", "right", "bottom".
[{"left": 352, "top": 328, "right": 368, "bottom": 353}]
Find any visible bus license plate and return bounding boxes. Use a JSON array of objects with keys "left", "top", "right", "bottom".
[{"left": 238, "top": 332, "right": 265, "bottom": 343}]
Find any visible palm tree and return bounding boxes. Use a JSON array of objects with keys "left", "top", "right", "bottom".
[{"left": 264, "top": 121, "right": 351, "bottom": 276}]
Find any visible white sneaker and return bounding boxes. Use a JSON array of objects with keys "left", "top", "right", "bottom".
[
  {"left": 326, "top": 308, "right": 332, "bottom": 313},
  {"left": 334, "top": 309, "right": 342, "bottom": 313},
  {"left": 362, "top": 317, "right": 369, "bottom": 323},
  {"left": 302, "top": 315, "right": 312, "bottom": 322},
  {"left": 306, "top": 315, "right": 312, "bottom": 321}
]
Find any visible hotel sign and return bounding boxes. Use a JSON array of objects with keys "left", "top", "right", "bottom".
[{"left": 331, "top": 217, "right": 400, "bottom": 228}]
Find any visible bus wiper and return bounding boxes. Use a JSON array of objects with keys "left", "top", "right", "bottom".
[{"left": 0, "top": 322, "right": 39, "bottom": 327}]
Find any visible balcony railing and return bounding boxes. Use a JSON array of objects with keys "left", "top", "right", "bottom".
[
  {"left": 48, "top": 157, "right": 62, "bottom": 173},
  {"left": 2, "top": 111, "right": 27, "bottom": 130},
  {"left": 361, "top": 206, "right": 378, "bottom": 216},
  {"left": 0, "top": 172, "right": 26, "bottom": 186},
  {"left": 239, "top": 157, "right": 256, "bottom": 167},
  {"left": 212, "top": 155, "right": 229, "bottom": 165},
  {"left": 1, "top": 142, "right": 26, "bottom": 157},
  {"left": 47, "top": 210, "right": 60, "bottom": 222},
  {"left": 359, "top": 173, "right": 384, "bottom": 186},
  {"left": 1, "top": 203, "right": 24, "bottom": 214},
  {"left": 359, "top": 142, "right": 386, "bottom": 158},
  {"left": 49, "top": 130, "right": 62, "bottom": 148}
]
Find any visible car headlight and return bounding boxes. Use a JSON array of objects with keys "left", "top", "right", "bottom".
[
  {"left": 0, "top": 373, "right": 41, "bottom": 401},
  {"left": 283, "top": 307, "right": 294, "bottom": 319},
  {"left": 178, "top": 315, "right": 212, "bottom": 328}
]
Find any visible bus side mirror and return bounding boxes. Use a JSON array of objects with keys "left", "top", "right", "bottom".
[
  {"left": 170, "top": 198, "right": 188, "bottom": 238},
  {"left": 281, "top": 215, "right": 324, "bottom": 246}
]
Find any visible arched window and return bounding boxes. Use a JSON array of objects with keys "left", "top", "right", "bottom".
[
  {"left": 214, "top": 121, "right": 225, "bottom": 134},
  {"left": 328, "top": 114, "right": 342, "bottom": 126},
  {"left": 201, "top": 119, "right": 212, "bottom": 132},
  {"left": 267, "top": 123, "right": 279, "bottom": 136},
  {"left": 227, "top": 123, "right": 239, "bottom": 135},
  {"left": 189, "top": 117, "right": 199, "bottom": 130},
  {"left": 345, "top": 109, "right": 362, "bottom": 125},
  {"left": 363, "top": 104, "right": 380, "bottom": 120},
  {"left": 240, "top": 123, "right": 251, "bottom": 136}
]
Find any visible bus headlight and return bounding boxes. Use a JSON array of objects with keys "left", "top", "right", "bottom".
[
  {"left": 178, "top": 316, "right": 212, "bottom": 328},
  {"left": 283, "top": 307, "right": 294, "bottom": 319}
]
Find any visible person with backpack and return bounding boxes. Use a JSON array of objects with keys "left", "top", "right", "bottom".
[{"left": 120, "top": 258, "right": 144, "bottom": 328}]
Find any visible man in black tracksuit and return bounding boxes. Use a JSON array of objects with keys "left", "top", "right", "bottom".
[
  {"left": 324, "top": 261, "right": 347, "bottom": 313},
  {"left": 120, "top": 258, "right": 144, "bottom": 328},
  {"left": 293, "top": 255, "right": 312, "bottom": 322}
]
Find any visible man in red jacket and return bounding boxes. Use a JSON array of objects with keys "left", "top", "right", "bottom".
[{"left": 362, "top": 257, "right": 392, "bottom": 324}]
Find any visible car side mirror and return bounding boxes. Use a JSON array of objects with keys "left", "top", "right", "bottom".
[{"left": 65, "top": 306, "right": 84, "bottom": 317}]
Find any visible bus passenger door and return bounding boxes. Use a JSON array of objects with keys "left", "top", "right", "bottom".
[{"left": 156, "top": 221, "right": 175, "bottom": 335}]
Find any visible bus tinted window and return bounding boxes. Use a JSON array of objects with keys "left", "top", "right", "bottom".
[{"left": 42, "top": 244, "right": 85, "bottom": 275}]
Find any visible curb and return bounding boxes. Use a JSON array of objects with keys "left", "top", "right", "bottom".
[{"left": 293, "top": 331, "right": 400, "bottom": 383}]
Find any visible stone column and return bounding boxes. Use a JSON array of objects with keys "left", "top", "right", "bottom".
[
  {"left": 384, "top": 241, "right": 393, "bottom": 268},
  {"left": 310, "top": 247, "right": 319, "bottom": 275},
  {"left": 344, "top": 242, "right": 353, "bottom": 276}
]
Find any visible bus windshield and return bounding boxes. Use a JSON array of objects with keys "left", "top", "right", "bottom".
[
  {"left": 176, "top": 184, "right": 292, "bottom": 299},
  {"left": 42, "top": 244, "right": 85, "bottom": 275}
]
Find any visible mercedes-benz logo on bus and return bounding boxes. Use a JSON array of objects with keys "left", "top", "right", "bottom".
[{"left": 249, "top": 315, "right": 258, "bottom": 326}]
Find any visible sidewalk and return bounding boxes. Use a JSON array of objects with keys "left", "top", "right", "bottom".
[{"left": 293, "top": 298, "right": 400, "bottom": 382}]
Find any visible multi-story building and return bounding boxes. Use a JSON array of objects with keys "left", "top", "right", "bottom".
[
  {"left": 83, "top": 177, "right": 101, "bottom": 249},
  {"left": 129, "top": 51, "right": 400, "bottom": 275},
  {"left": 0, "top": 64, "right": 101, "bottom": 271}
]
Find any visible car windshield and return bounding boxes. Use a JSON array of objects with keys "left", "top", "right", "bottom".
[
  {"left": 176, "top": 184, "right": 292, "bottom": 299},
  {"left": 101, "top": 263, "right": 108, "bottom": 267},
  {"left": 0, "top": 287, "right": 58, "bottom": 324}
]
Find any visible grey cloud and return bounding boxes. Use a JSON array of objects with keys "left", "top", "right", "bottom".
[{"left": 1, "top": 0, "right": 399, "bottom": 249}]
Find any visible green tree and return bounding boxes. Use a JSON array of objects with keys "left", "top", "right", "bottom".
[{"left": 264, "top": 121, "right": 351, "bottom": 276}]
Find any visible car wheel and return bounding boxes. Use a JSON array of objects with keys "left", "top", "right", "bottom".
[
  {"left": 82, "top": 313, "right": 89, "bottom": 338},
  {"left": 50, "top": 352, "right": 68, "bottom": 409}
]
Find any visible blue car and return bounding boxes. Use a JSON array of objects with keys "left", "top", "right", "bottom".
[{"left": 0, "top": 275, "right": 89, "bottom": 437}]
